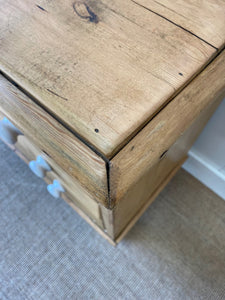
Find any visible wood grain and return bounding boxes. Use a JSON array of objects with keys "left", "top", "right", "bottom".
[
  {"left": 132, "top": 0, "right": 225, "bottom": 49},
  {"left": 110, "top": 50, "right": 225, "bottom": 205},
  {"left": 101, "top": 155, "right": 187, "bottom": 239},
  {"left": 0, "top": 75, "right": 108, "bottom": 206},
  {"left": 0, "top": 0, "right": 217, "bottom": 157},
  {"left": 108, "top": 91, "right": 222, "bottom": 238},
  {"left": 15, "top": 135, "right": 103, "bottom": 225},
  {"left": 4, "top": 132, "right": 114, "bottom": 243},
  {"left": 46, "top": 171, "right": 103, "bottom": 228},
  {"left": 5, "top": 136, "right": 113, "bottom": 243},
  {"left": 115, "top": 158, "right": 186, "bottom": 243}
]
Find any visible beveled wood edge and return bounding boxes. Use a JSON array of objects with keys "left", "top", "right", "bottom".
[
  {"left": 0, "top": 42, "right": 222, "bottom": 161},
  {"left": 0, "top": 0, "right": 219, "bottom": 158},
  {"left": 109, "top": 49, "right": 225, "bottom": 207},
  {"left": 1, "top": 48, "right": 224, "bottom": 209},
  {"left": 0, "top": 75, "right": 109, "bottom": 206}
]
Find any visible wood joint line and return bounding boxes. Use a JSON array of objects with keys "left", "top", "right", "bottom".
[{"left": 130, "top": 0, "right": 218, "bottom": 50}]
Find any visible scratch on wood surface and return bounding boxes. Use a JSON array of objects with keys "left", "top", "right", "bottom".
[
  {"left": 36, "top": 4, "right": 48, "bottom": 12},
  {"left": 73, "top": 1, "right": 99, "bottom": 23},
  {"left": 47, "top": 89, "right": 68, "bottom": 101}
]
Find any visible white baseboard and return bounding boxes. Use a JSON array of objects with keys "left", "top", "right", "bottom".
[{"left": 182, "top": 150, "right": 225, "bottom": 200}]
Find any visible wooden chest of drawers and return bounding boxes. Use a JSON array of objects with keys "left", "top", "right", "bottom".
[{"left": 0, "top": 0, "right": 225, "bottom": 244}]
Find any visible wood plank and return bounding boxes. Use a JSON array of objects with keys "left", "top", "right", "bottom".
[
  {"left": 60, "top": 192, "right": 116, "bottom": 246},
  {"left": 112, "top": 154, "right": 187, "bottom": 239},
  {"left": 110, "top": 50, "right": 225, "bottom": 206},
  {"left": 15, "top": 135, "right": 103, "bottom": 225},
  {"left": 101, "top": 153, "right": 187, "bottom": 240},
  {"left": 115, "top": 158, "right": 186, "bottom": 244},
  {"left": 111, "top": 91, "right": 222, "bottom": 239},
  {"left": 7, "top": 139, "right": 114, "bottom": 244},
  {"left": 0, "top": 75, "right": 108, "bottom": 206},
  {"left": 132, "top": 0, "right": 225, "bottom": 49},
  {"left": 45, "top": 170, "right": 103, "bottom": 228},
  {"left": 0, "top": 0, "right": 216, "bottom": 157}
]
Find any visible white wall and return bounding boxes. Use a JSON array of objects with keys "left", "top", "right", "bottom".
[{"left": 183, "top": 98, "right": 225, "bottom": 200}]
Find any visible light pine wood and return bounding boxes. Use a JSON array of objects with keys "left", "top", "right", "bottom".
[
  {"left": 105, "top": 92, "right": 223, "bottom": 240},
  {"left": 1, "top": 0, "right": 225, "bottom": 243},
  {"left": 115, "top": 159, "right": 186, "bottom": 244},
  {"left": 9, "top": 138, "right": 114, "bottom": 243},
  {"left": 15, "top": 135, "right": 103, "bottom": 226},
  {"left": 112, "top": 156, "right": 187, "bottom": 239},
  {"left": 0, "top": 76, "right": 108, "bottom": 206},
  {"left": 0, "top": 0, "right": 218, "bottom": 157},
  {"left": 132, "top": 0, "right": 225, "bottom": 49},
  {"left": 110, "top": 50, "right": 225, "bottom": 206},
  {"left": 45, "top": 171, "right": 103, "bottom": 228},
  {"left": 60, "top": 192, "right": 116, "bottom": 246}
]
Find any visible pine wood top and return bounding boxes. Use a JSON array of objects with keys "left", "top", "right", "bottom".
[
  {"left": 0, "top": 0, "right": 225, "bottom": 157},
  {"left": 133, "top": 0, "right": 225, "bottom": 49}
]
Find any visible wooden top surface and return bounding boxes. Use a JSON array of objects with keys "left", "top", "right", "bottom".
[{"left": 0, "top": 0, "right": 225, "bottom": 158}]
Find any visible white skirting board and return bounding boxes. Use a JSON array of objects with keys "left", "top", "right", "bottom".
[{"left": 183, "top": 150, "right": 225, "bottom": 201}]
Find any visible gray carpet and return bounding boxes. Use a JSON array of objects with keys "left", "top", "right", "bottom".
[{"left": 0, "top": 140, "right": 225, "bottom": 300}]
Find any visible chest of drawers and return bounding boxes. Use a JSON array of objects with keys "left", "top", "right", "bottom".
[{"left": 1, "top": 0, "right": 225, "bottom": 244}]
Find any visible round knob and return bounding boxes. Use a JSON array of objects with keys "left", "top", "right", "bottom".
[
  {"left": 0, "top": 117, "right": 21, "bottom": 145},
  {"left": 29, "top": 155, "right": 51, "bottom": 178},
  {"left": 47, "top": 180, "right": 65, "bottom": 198}
]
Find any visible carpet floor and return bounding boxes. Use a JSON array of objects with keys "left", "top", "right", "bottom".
[{"left": 0, "top": 140, "right": 225, "bottom": 300}]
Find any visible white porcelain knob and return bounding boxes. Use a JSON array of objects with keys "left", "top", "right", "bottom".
[
  {"left": 0, "top": 117, "right": 21, "bottom": 145},
  {"left": 29, "top": 155, "right": 51, "bottom": 178},
  {"left": 47, "top": 180, "right": 65, "bottom": 198}
]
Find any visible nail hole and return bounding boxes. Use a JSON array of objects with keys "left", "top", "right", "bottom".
[
  {"left": 179, "top": 72, "right": 183, "bottom": 76},
  {"left": 95, "top": 128, "right": 99, "bottom": 133},
  {"left": 131, "top": 146, "right": 135, "bottom": 151}
]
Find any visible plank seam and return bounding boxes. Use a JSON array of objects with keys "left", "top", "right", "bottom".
[{"left": 130, "top": 0, "right": 218, "bottom": 50}]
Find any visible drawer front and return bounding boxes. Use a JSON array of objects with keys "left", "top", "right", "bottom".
[
  {"left": 16, "top": 135, "right": 103, "bottom": 228},
  {"left": 0, "top": 113, "right": 103, "bottom": 228},
  {"left": 0, "top": 75, "right": 108, "bottom": 206}
]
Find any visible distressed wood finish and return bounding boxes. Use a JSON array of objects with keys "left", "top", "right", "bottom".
[
  {"left": 1, "top": 0, "right": 225, "bottom": 243},
  {"left": 7, "top": 134, "right": 110, "bottom": 241},
  {"left": 110, "top": 51, "right": 225, "bottom": 206},
  {"left": 109, "top": 95, "right": 222, "bottom": 239},
  {"left": 0, "top": 76, "right": 108, "bottom": 205},
  {"left": 115, "top": 158, "right": 186, "bottom": 243},
  {"left": 15, "top": 135, "right": 103, "bottom": 226},
  {"left": 132, "top": 0, "right": 225, "bottom": 49},
  {"left": 0, "top": 0, "right": 218, "bottom": 157}
]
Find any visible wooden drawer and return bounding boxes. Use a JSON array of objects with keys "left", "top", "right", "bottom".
[
  {"left": 0, "top": 112, "right": 103, "bottom": 228},
  {"left": 15, "top": 135, "right": 104, "bottom": 229}
]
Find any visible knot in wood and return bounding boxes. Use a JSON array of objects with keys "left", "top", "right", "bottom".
[{"left": 73, "top": 1, "right": 98, "bottom": 23}]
